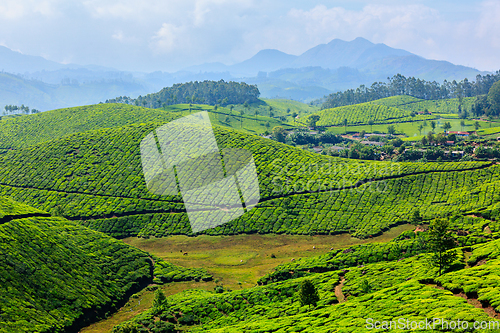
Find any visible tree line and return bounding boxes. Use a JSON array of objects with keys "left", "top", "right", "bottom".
[
  {"left": 3, "top": 104, "right": 40, "bottom": 115},
  {"left": 106, "top": 80, "right": 260, "bottom": 108},
  {"left": 321, "top": 71, "right": 500, "bottom": 109}
]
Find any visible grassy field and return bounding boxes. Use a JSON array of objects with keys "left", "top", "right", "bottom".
[
  {"left": 123, "top": 224, "right": 414, "bottom": 291},
  {"left": 80, "top": 224, "right": 413, "bottom": 333}
]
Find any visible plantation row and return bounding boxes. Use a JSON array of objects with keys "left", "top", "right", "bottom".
[
  {"left": 0, "top": 214, "right": 152, "bottom": 333},
  {"left": 1, "top": 163, "right": 498, "bottom": 239},
  {"left": 153, "top": 259, "right": 213, "bottom": 284},
  {"left": 309, "top": 103, "right": 434, "bottom": 127},
  {"left": 0, "top": 195, "right": 45, "bottom": 218},
  {"left": 0, "top": 104, "right": 181, "bottom": 150},
  {"left": 372, "top": 96, "right": 477, "bottom": 115},
  {"left": 113, "top": 271, "right": 341, "bottom": 333},
  {"left": 258, "top": 235, "right": 429, "bottom": 285},
  {"left": 0, "top": 122, "right": 484, "bottom": 206}
]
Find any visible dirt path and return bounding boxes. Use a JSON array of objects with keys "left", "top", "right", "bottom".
[
  {"left": 335, "top": 276, "right": 346, "bottom": 303},
  {"left": 425, "top": 283, "right": 499, "bottom": 319}
]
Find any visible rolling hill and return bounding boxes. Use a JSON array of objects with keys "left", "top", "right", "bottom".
[{"left": 0, "top": 104, "right": 497, "bottom": 239}]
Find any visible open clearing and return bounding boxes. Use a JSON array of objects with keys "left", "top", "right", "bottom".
[
  {"left": 82, "top": 224, "right": 413, "bottom": 333},
  {"left": 123, "top": 224, "right": 414, "bottom": 290}
]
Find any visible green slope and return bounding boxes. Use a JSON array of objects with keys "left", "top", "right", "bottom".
[
  {"left": 0, "top": 102, "right": 293, "bottom": 152},
  {"left": 309, "top": 102, "right": 434, "bottom": 127},
  {"left": 0, "top": 196, "right": 212, "bottom": 333},
  {"left": 114, "top": 233, "right": 500, "bottom": 333},
  {"left": 0, "top": 117, "right": 494, "bottom": 238},
  {"left": 370, "top": 95, "right": 477, "bottom": 115},
  {"left": 0, "top": 197, "right": 152, "bottom": 333},
  {"left": 0, "top": 104, "right": 181, "bottom": 150}
]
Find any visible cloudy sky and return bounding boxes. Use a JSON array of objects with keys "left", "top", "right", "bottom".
[{"left": 0, "top": 0, "right": 499, "bottom": 72}]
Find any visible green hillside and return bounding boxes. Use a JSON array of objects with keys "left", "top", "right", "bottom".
[
  {"left": 0, "top": 197, "right": 152, "bottom": 333},
  {"left": 370, "top": 95, "right": 476, "bottom": 115},
  {"left": 0, "top": 113, "right": 495, "bottom": 238},
  {"left": 0, "top": 195, "right": 212, "bottom": 333},
  {"left": 0, "top": 103, "right": 292, "bottom": 152},
  {"left": 308, "top": 102, "right": 434, "bottom": 127},
  {"left": 113, "top": 232, "right": 500, "bottom": 332}
]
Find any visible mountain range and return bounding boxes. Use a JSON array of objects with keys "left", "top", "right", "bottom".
[{"left": 0, "top": 37, "right": 489, "bottom": 110}]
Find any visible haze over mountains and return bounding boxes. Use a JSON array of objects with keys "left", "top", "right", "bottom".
[{"left": 0, "top": 37, "right": 488, "bottom": 111}]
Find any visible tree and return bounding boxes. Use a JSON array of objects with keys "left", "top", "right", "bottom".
[
  {"left": 418, "top": 124, "right": 424, "bottom": 135},
  {"left": 427, "top": 218, "right": 458, "bottom": 276},
  {"left": 291, "top": 112, "right": 298, "bottom": 126},
  {"left": 272, "top": 126, "right": 286, "bottom": 142},
  {"left": 443, "top": 122, "right": 451, "bottom": 133},
  {"left": 307, "top": 115, "right": 320, "bottom": 128},
  {"left": 431, "top": 121, "right": 436, "bottom": 132},
  {"left": 343, "top": 118, "right": 348, "bottom": 133},
  {"left": 474, "top": 121, "right": 481, "bottom": 131},
  {"left": 368, "top": 120, "right": 374, "bottom": 132},
  {"left": 387, "top": 125, "right": 396, "bottom": 135},
  {"left": 488, "top": 80, "right": 500, "bottom": 115},
  {"left": 298, "top": 279, "right": 320, "bottom": 309},
  {"left": 410, "top": 209, "right": 422, "bottom": 225},
  {"left": 460, "top": 120, "right": 465, "bottom": 131},
  {"left": 152, "top": 289, "right": 169, "bottom": 315}
]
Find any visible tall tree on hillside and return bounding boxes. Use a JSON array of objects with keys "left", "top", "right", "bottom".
[
  {"left": 460, "top": 120, "right": 465, "bottom": 131},
  {"left": 343, "top": 118, "right": 348, "bottom": 134},
  {"left": 387, "top": 125, "right": 396, "bottom": 135},
  {"left": 307, "top": 115, "right": 320, "bottom": 129},
  {"left": 431, "top": 121, "right": 436, "bottom": 132},
  {"left": 272, "top": 126, "right": 286, "bottom": 142},
  {"left": 368, "top": 119, "right": 374, "bottom": 132},
  {"left": 291, "top": 112, "right": 298, "bottom": 126},
  {"left": 298, "top": 279, "right": 320, "bottom": 309},
  {"left": 427, "top": 218, "right": 458, "bottom": 276}
]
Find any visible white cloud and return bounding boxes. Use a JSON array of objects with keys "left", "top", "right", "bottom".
[{"left": 0, "top": 0, "right": 498, "bottom": 72}]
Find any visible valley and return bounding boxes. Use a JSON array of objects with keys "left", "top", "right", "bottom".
[{"left": 2, "top": 77, "right": 500, "bottom": 332}]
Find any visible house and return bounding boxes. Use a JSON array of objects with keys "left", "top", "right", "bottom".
[
  {"left": 448, "top": 131, "right": 470, "bottom": 137},
  {"left": 361, "top": 141, "right": 384, "bottom": 147},
  {"left": 330, "top": 146, "right": 346, "bottom": 152},
  {"left": 312, "top": 146, "right": 323, "bottom": 153},
  {"left": 445, "top": 141, "right": 454, "bottom": 146}
]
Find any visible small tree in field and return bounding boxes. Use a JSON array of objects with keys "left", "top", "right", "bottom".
[
  {"left": 152, "top": 289, "right": 169, "bottom": 315},
  {"left": 427, "top": 218, "right": 458, "bottom": 276},
  {"left": 298, "top": 279, "right": 320, "bottom": 309}
]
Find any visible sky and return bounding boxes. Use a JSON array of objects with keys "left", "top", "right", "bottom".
[{"left": 0, "top": 0, "right": 499, "bottom": 73}]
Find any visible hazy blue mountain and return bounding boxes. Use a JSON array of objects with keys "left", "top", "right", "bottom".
[
  {"left": 229, "top": 49, "right": 297, "bottom": 77},
  {"left": 0, "top": 46, "right": 67, "bottom": 74},
  {"left": 0, "top": 37, "right": 491, "bottom": 107}
]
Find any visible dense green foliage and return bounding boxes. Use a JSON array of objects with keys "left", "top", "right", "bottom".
[
  {"left": 0, "top": 210, "right": 152, "bottom": 332},
  {"left": 308, "top": 102, "right": 434, "bottom": 127},
  {"left": 0, "top": 104, "right": 180, "bottom": 150},
  {"left": 107, "top": 80, "right": 260, "bottom": 107},
  {"left": 0, "top": 195, "right": 45, "bottom": 219},
  {"left": 371, "top": 95, "right": 476, "bottom": 116},
  {"left": 0, "top": 117, "right": 492, "bottom": 238},
  {"left": 321, "top": 72, "right": 500, "bottom": 109},
  {"left": 114, "top": 227, "right": 500, "bottom": 332}
]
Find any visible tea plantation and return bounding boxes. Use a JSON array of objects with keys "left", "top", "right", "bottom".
[
  {"left": 0, "top": 117, "right": 493, "bottom": 238},
  {"left": 113, "top": 230, "right": 500, "bottom": 332}
]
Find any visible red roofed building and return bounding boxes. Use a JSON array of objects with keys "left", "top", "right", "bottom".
[{"left": 448, "top": 131, "right": 470, "bottom": 137}]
